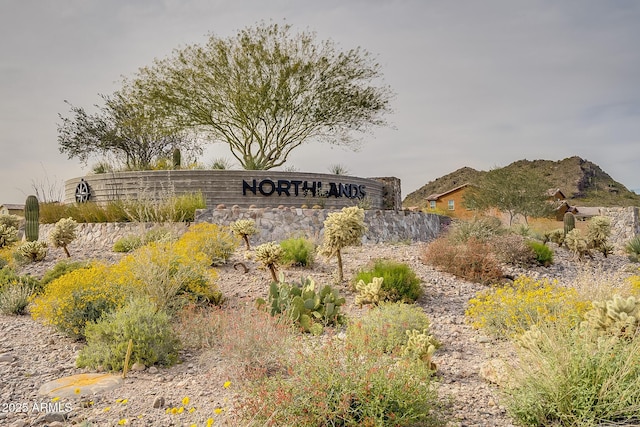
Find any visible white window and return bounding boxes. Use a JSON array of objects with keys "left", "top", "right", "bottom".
[
  {"left": 448, "top": 200, "right": 455, "bottom": 210},
  {"left": 430, "top": 200, "right": 436, "bottom": 209}
]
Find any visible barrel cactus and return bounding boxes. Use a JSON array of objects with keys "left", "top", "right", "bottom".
[{"left": 24, "top": 195, "right": 40, "bottom": 242}]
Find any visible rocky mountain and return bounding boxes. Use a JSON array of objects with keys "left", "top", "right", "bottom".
[{"left": 403, "top": 156, "right": 640, "bottom": 209}]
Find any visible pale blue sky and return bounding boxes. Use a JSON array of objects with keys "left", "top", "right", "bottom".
[{"left": 1, "top": 0, "right": 639, "bottom": 204}]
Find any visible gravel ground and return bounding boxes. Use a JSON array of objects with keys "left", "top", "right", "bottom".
[{"left": 1, "top": 239, "right": 636, "bottom": 427}]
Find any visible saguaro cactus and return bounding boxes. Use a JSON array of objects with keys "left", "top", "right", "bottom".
[
  {"left": 563, "top": 212, "right": 575, "bottom": 236},
  {"left": 24, "top": 195, "right": 40, "bottom": 242},
  {"left": 172, "top": 148, "right": 181, "bottom": 169}
]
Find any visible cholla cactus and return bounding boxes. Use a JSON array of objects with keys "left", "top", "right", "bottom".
[
  {"left": 546, "top": 228, "right": 565, "bottom": 246},
  {"left": 0, "top": 214, "right": 21, "bottom": 230},
  {"left": 49, "top": 217, "right": 78, "bottom": 258},
  {"left": 355, "top": 277, "right": 384, "bottom": 306},
  {"left": 401, "top": 329, "right": 439, "bottom": 370},
  {"left": 0, "top": 224, "right": 18, "bottom": 248},
  {"left": 518, "top": 325, "right": 543, "bottom": 350},
  {"left": 254, "top": 242, "right": 283, "bottom": 282},
  {"left": 586, "top": 215, "right": 612, "bottom": 257},
  {"left": 230, "top": 219, "right": 259, "bottom": 250},
  {"left": 318, "top": 206, "right": 367, "bottom": 282},
  {"left": 581, "top": 294, "right": 639, "bottom": 339},
  {"left": 564, "top": 228, "right": 589, "bottom": 260},
  {"left": 17, "top": 241, "right": 48, "bottom": 262}
]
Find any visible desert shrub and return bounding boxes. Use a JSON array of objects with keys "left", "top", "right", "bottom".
[
  {"left": 174, "top": 222, "right": 239, "bottom": 266},
  {"left": 0, "top": 224, "right": 18, "bottom": 248},
  {"left": 0, "top": 267, "right": 41, "bottom": 293},
  {"left": 113, "top": 227, "right": 177, "bottom": 253},
  {"left": 49, "top": 217, "right": 78, "bottom": 257},
  {"left": 259, "top": 275, "right": 346, "bottom": 335},
  {"left": 0, "top": 283, "right": 33, "bottom": 315},
  {"left": 280, "top": 236, "right": 316, "bottom": 267},
  {"left": 625, "top": 235, "right": 640, "bottom": 262},
  {"left": 422, "top": 237, "right": 504, "bottom": 284},
  {"left": 77, "top": 296, "right": 180, "bottom": 371},
  {"left": 112, "top": 235, "right": 143, "bottom": 253},
  {"left": 30, "top": 263, "right": 129, "bottom": 339},
  {"left": 236, "top": 337, "right": 444, "bottom": 426},
  {"left": 171, "top": 192, "right": 206, "bottom": 222},
  {"left": 114, "top": 242, "right": 221, "bottom": 311},
  {"left": 526, "top": 240, "right": 554, "bottom": 266},
  {"left": 346, "top": 302, "right": 434, "bottom": 355},
  {"left": 230, "top": 218, "right": 259, "bottom": 250},
  {"left": 505, "top": 323, "right": 640, "bottom": 426},
  {"left": 40, "top": 260, "right": 91, "bottom": 287},
  {"left": 177, "top": 305, "right": 296, "bottom": 382},
  {"left": 487, "top": 234, "right": 536, "bottom": 267},
  {"left": 15, "top": 241, "right": 48, "bottom": 263},
  {"left": 254, "top": 242, "right": 284, "bottom": 282},
  {"left": 447, "top": 216, "right": 505, "bottom": 244},
  {"left": 466, "top": 276, "right": 591, "bottom": 338},
  {"left": 353, "top": 259, "right": 422, "bottom": 303}
]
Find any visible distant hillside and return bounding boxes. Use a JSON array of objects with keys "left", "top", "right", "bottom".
[{"left": 403, "top": 156, "right": 640, "bottom": 209}]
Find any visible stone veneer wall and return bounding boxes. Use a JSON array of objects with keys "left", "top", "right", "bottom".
[
  {"left": 39, "top": 208, "right": 446, "bottom": 248},
  {"left": 194, "top": 206, "right": 446, "bottom": 244},
  {"left": 597, "top": 207, "right": 640, "bottom": 251}
]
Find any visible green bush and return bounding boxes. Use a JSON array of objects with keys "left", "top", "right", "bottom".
[
  {"left": 346, "top": 302, "right": 433, "bottom": 355},
  {"left": 353, "top": 259, "right": 422, "bottom": 303},
  {"left": 0, "top": 283, "right": 33, "bottom": 315},
  {"left": 0, "top": 267, "right": 41, "bottom": 293},
  {"left": 112, "top": 235, "right": 143, "bottom": 253},
  {"left": 40, "top": 260, "right": 91, "bottom": 287},
  {"left": 174, "top": 223, "right": 239, "bottom": 266},
  {"left": 237, "top": 337, "right": 443, "bottom": 426},
  {"left": 526, "top": 240, "right": 554, "bottom": 266},
  {"left": 280, "top": 236, "right": 316, "bottom": 267},
  {"left": 505, "top": 323, "right": 640, "bottom": 426},
  {"left": 625, "top": 235, "right": 640, "bottom": 263},
  {"left": 77, "top": 296, "right": 180, "bottom": 371}
]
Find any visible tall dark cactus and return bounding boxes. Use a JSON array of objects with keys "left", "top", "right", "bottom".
[
  {"left": 563, "top": 211, "right": 575, "bottom": 236},
  {"left": 172, "top": 148, "right": 181, "bottom": 169},
  {"left": 24, "top": 195, "right": 40, "bottom": 242}
]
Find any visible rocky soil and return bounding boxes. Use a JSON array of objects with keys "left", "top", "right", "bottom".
[{"left": 1, "top": 239, "right": 636, "bottom": 427}]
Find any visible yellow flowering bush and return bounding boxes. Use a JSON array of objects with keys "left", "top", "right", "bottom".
[
  {"left": 466, "top": 276, "right": 591, "bottom": 338},
  {"left": 113, "top": 242, "right": 221, "bottom": 310},
  {"left": 628, "top": 274, "right": 640, "bottom": 294},
  {"left": 174, "top": 223, "right": 239, "bottom": 266},
  {"left": 30, "top": 263, "right": 129, "bottom": 339}
]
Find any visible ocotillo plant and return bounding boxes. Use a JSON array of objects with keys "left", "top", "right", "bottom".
[{"left": 24, "top": 195, "right": 40, "bottom": 242}]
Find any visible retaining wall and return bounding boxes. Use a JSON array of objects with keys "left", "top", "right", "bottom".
[{"left": 64, "top": 171, "right": 401, "bottom": 210}]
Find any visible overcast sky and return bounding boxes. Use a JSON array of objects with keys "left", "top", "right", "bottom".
[{"left": 1, "top": 0, "right": 639, "bottom": 205}]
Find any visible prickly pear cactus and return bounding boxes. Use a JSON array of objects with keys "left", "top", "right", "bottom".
[
  {"left": 582, "top": 294, "right": 639, "bottom": 339},
  {"left": 355, "top": 277, "right": 384, "bottom": 306},
  {"left": 563, "top": 212, "right": 575, "bottom": 236},
  {"left": 24, "top": 195, "right": 40, "bottom": 242}
]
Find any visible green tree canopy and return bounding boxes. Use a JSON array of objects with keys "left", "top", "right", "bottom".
[
  {"left": 464, "top": 167, "right": 555, "bottom": 225},
  {"left": 131, "top": 22, "right": 394, "bottom": 170},
  {"left": 57, "top": 89, "right": 201, "bottom": 170}
]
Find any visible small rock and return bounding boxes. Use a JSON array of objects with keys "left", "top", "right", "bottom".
[
  {"left": 148, "top": 366, "right": 159, "bottom": 374},
  {"left": 131, "top": 362, "right": 146, "bottom": 371},
  {"left": 152, "top": 396, "right": 165, "bottom": 408},
  {"left": 0, "top": 353, "right": 15, "bottom": 363},
  {"left": 476, "top": 336, "right": 492, "bottom": 344}
]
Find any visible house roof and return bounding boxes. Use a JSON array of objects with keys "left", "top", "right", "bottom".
[
  {"left": 546, "top": 188, "right": 566, "bottom": 199},
  {"left": 574, "top": 206, "right": 601, "bottom": 218},
  {"left": 0, "top": 204, "right": 25, "bottom": 210},
  {"left": 426, "top": 183, "right": 470, "bottom": 201}
]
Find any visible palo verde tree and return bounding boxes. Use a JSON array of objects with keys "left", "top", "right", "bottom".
[
  {"left": 57, "top": 88, "right": 201, "bottom": 170},
  {"left": 131, "top": 22, "right": 393, "bottom": 170},
  {"left": 464, "top": 167, "right": 554, "bottom": 226}
]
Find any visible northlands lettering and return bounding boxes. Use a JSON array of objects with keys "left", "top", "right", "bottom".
[{"left": 242, "top": 179, "right": 366, "bottom": 199}]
